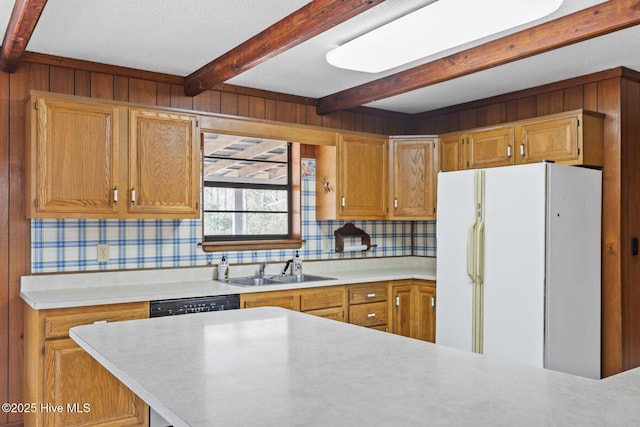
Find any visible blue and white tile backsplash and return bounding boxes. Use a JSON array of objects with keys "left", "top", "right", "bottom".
[{"left": 31, "top": 159, "right": 436, "bottom": 273}]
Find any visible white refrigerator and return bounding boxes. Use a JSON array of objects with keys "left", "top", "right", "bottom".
[{"left": 435, "top": 162, "right": 601, "bottom": 379}]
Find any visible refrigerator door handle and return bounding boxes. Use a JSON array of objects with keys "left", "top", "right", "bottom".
[
  {"left": 476, "top": 220, "right": 485, "bottom": 284},
  {"left": 467, "top": 221, "right": 476, "bottom": 282}
]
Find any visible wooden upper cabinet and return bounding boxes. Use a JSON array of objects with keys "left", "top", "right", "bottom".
[
  {"left": 316, "top": 132, "right": 388, "bottom": 220},
  {"left": 25, "top": 92, "right": 201, "bottom": 219},
  {"left": 515, "top": 110, "right": 604, "bottom": 167},
  {"left": 26, "top": 96, "right": 120, "bottom": 217},
  {"left": 438, "top": 110, "right": 603, "bottom": 172},
  {"left": 128, "top": 108, "right": 200, "bottom": 216},
  {"left": 389, "top": 136, "right": 437, "bottom": 220},
  {"left": 339, "top": 133, "right": 388, "bottom": 219},
  {"left": 439, "top": 133, "right": 463, "bottom": 172},
  {"left": 466, "top": 126, "right": 514, "bottom": 169}
]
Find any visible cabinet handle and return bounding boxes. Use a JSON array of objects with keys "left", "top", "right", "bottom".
[
  {"left": 520, "top": 144, "right": 525, "bottom": 156},
  {"left": 341, "top": 196, "right": 345, "bottom": 208},
  {"left": 396, "top": 296, "right": 400, "bottom": 307},
  {"left": 131, "top": 187, "right": 136, "bottom": 204},
  {"left": 367, "top": 313, "right": 376, "bottom": 318},
  {"left": 394, "top": 198, "right": 398, "bottom": 209},
  {"left": 507, "top": 145, "right": 512, "bottom": 158},
  {"left": 367, "top": 293, "right": 376, "bottom": 298},
  {"left": 113, "top": 186, "right": 118, "bottom": 203}
]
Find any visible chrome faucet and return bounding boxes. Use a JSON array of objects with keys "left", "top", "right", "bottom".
[
  {"left": 282, "top": 259, "right": 293, "bottom": 275},
  {"left": 258, "top": 262, "right": 267, "bottom": 277}
]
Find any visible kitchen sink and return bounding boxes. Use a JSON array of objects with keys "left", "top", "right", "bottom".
[
  {"left": 226, "top": 277, "right": 282, "bottom": 287},
  {"left": 269, "top": 274, "right": 336, "bottom": 284},
  {"left": 225, "top": 274, "right": 335, "bottom": 287}
]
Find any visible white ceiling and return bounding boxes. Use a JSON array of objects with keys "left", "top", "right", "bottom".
[{"left": 2, "top": 0, "right": 636, "bottom": 114}]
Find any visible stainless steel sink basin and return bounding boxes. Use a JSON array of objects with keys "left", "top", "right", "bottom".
[
  {"left": 226, "top": 276, "right": 281, "bottom": 287},
  {"left": 270, "top": 274, "right": 336, "bottom": 284},
  {"left": 225, "top": 274, "right": 335, "bottom": 286}
]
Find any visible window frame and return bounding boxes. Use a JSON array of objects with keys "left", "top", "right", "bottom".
[{"left": 200, "top": 133, "right": 302, "bottom": 252}]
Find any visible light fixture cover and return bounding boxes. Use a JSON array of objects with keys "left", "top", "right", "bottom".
[{"left": 326, "top": 0, "right": 564, "bottom": 73}]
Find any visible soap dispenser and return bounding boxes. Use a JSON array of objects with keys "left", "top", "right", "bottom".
[
  {"left": 217, "top": 256, "right": 228, "bottom": 281},
  {"left": 292, "top": 251, "right": 303, "bottom": 276}
]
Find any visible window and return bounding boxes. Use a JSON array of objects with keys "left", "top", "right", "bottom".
[{"left": 201, "top": 132, "right": 302, "bottom": 251}]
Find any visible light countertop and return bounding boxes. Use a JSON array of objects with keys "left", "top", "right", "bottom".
[
  {"left": 21, "top": 257, "right": 435, "bottom": 309},
  {"left": 70, "top": 307, "right": 640, "bottom": 427}
]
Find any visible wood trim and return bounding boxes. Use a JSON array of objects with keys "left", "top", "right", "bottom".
[
  {"left": 184, "top": 0, "right": 384, "bottom": 96},
  {"left": 0, "top": 0, "right": 48, "bottom": 72},
  {"left": 0, "top": 59, "right": 9, "bottom": 427},
  {"left": 317, "top": 0, "right": 640, "bottom": 114}
]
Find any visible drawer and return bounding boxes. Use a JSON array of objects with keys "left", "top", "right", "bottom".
[
  {"left": 44, "top": 302, "right": 149, "bottom": 339},
  {"left": 348, "top": 283, "right": 387, "bottom": 305},
  {"left": 349, "top": 301, "right": 387, "bottom": 327},
  {"left": 300, "top": 286, "right": 345, "bottom": 311},
  {"left": 303, "top": 306, "right": 345, "bottom": 322}
]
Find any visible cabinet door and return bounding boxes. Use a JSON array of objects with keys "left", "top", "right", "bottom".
[
  {"left": 414, "top": 285, "right": 436, "bottom": 343},
  {"left": 439, "top": 133, "right": 463, "bottom": 172},
  {"left": 240, "top": 290, "right": 300, "bottom": 311},
  {"left": 28, "top": 97, "right": 120, "bottom": 217},
  {"left": 337, "top": 134, "right": 388, "bottom": 219},
  {"left": 44, "top": 339, "right": 147, "bottom": 427},
  {"left": 389, "top": 138, "right": 437, "bottom": 220},
  {"left": 390, "top": 285, "right": 413, "bottom": 338},
  {"left": 516, "top": 115, "right": 578, "bottom": 164},
  {"left": 467, "top": 127, "right": 514, "bottom": 169},
  {"left": 129, "top": 108, "right": 200, "bottom": 217}
]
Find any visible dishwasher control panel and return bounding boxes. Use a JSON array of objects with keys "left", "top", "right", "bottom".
[{"left": 150, "top": 295, "right": 240, "bottom": 317}]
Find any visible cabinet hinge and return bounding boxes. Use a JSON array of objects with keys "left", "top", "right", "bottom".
[
  {"left": 41, "top": 346, "right": 45, "bottom": 356},
  {"left": 431, "top": 296, "right": 435, "bottom": 308},
  {"left": 577, "top": 119, "right": 580, "bottom": 127},
  {"left": 34, "top": 101, "right": 38, "bottom": 110},
  {"left": 578, "top": 147, "right": 581, "bottom": 155},
  {"left": 196, "top": 201, "right": 199, "bottom": 210},
  {"left": 33, "top": 199, "right": 38, "bottom": 208}
]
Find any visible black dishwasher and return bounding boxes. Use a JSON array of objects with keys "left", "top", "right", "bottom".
[{"left": 149, "top": 294, "right": 240, "bottom": 317}]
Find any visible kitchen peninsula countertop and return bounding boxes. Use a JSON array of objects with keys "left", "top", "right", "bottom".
[
  {"left": 70, "top": 307, "right": 640, "bottom": 427},
  {"left": 21, "top": 257, "right": 435, "bottom": 309}
]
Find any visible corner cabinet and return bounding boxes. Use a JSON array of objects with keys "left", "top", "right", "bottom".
[
  {"left": 24, "top": 302, "right": 149, "bottom": 427},
  {"left": 26, "top": 92, "right": 200, "bottom": 219},
  {"left": 316, "top": 133, "right": 388, "bottom": 220},
  {"left": 388, "top": 136, "right": 437, "bottom": 220}
]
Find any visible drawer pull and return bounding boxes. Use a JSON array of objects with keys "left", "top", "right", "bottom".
[
  {"left": 367, "top": 293, "right": 376, "bottom": 298},
  {"left": 367, "top": 313, "right": 376, "bottom": 318}
]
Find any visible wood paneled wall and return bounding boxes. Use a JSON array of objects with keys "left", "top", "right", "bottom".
[
  {"left": 416, "top": 67, "right": 640, "bottom": 378},
  {"left": 1, "top": 56, "right": 638, "bottom": 427},
  {"left": 0, "top": 58, "right": 410, "bottom": 427}
]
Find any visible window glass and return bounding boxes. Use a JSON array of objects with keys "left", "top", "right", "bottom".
[{"left": 202, "top": 133, "right": 291, "bottom": 242}]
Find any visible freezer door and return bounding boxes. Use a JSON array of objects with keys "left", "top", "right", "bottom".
[
  {"left": 482, "top": 164, "right": 547, "bottom": 368},
  {"left": 545, "top": 164, "right": 601, "bottom": 379},
  {"left": 436, "top": 169, "right": 476, "bottom": 351}
]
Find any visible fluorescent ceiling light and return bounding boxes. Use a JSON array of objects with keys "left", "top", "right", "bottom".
[{"left": 326, "top": 0, "right": 564, "bottom": 73}]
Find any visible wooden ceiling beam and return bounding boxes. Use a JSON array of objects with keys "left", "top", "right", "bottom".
[
  {"left": 0, "top": 0, "right": 48, "bottom": 73},
  {"left": 184, "top": 0, "right": 384, "bottom": 97},
  {"left": 316, "top": 0, "right": 640, "bottom": 115}
]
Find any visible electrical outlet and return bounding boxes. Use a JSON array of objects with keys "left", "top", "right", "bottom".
[
  {"left": 322, "top": 240, "right": 332, "bottom": 252},
  {"left": 97, "top": 244, "right": 110, "bottom": 262}
]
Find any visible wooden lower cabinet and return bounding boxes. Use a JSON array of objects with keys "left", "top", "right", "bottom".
[
  {"left": 348, "top": 282, "right": 388, "bottom": 331},
  {"left": 389, "top": 280, "right": 436, "bottom": 342},
  {"left": 25, "top": 302, "right": 149, "bottom": 427},
  {"left": 239, "top": 286, "right": 347, "bottom": 321}
]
